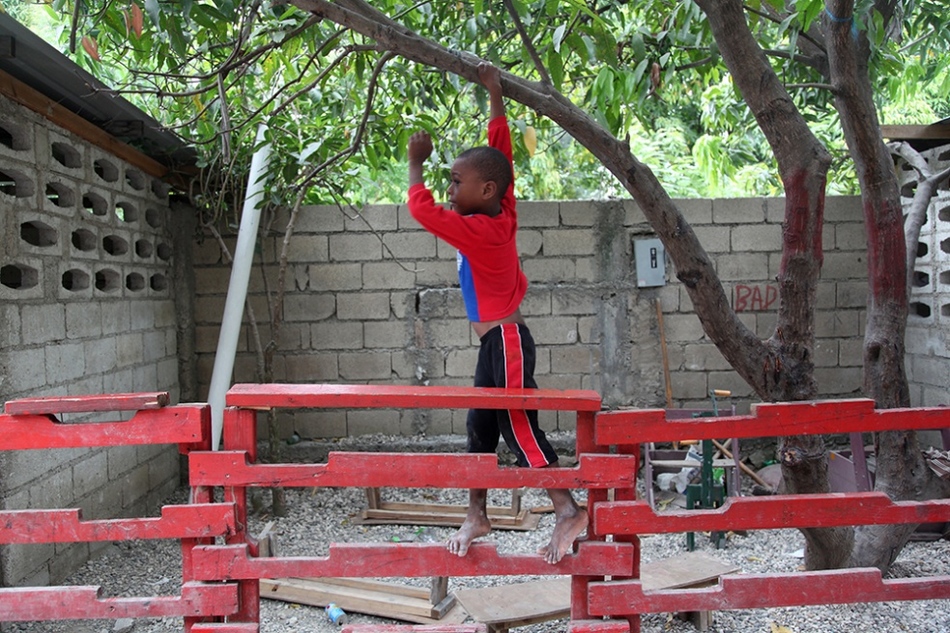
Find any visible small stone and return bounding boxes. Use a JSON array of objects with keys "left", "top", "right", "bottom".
[{"left": 113, "top": 617, "right": 134, "bottom": 633}]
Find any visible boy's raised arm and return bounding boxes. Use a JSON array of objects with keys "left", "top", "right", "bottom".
[
  {"left": 477, "top": 63, "right": 505, "bottom": 121},
  {"left": 407, "top": 131, "right": 433, "bottom": 188}
]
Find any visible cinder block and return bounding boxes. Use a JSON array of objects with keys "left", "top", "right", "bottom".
[
  {"left": 308, "top": 262, "right": 363, "bottom": 291},
  {"left": 526, "top": 316, "right": 580, "bottom": 346},
  {"left": 835, "top": 281, "right": 869, "bottom": 309},
  {"left": 518, "top": 200, "right": 560, "bottom": 227},
  {"left": 426, "top": 319, "right": 474, "bottom": 348},
  {"left": 0, "top": 302, "right": 21, "bottom": 347},
  {"left": 292, "top": 205, "right": 347, "bottom": 233},
  {"left": 815, "top": 366, "right": 862, "bottom": 394},
  {"left": 553, "top": 289, "right": 597, "bottom": 316},
  {"left": 330, "top": 233, "right": 384, "bottom": 261},
  {"left": 682, "top": 343, "right": 731, "bottom": 371},
  {"left": 712, "top": 197, "right": 765, "bottom": 224},
  {"left": 295, "top": 409, "right": 347, "bottom": 439},
  {"left": 661, "top": 313, "right": 706, "bottom": 342},
  {"left": 381, "top": 231, "right": 437, "bottom": 260},
  {"left": 115, "top": 332, "right": 145, "bottom": 366},
  {"left": 45, "top": 341, "right": 86, "bottom": 383},
  {"left": 673, "top": 198, "right": 712, "bottom": 224},
  {"left": 282, "top": 234, "right": 330, "bottom": 263},
  {"left": 364, "top": 321, "right": 408, "bottom": 348},
  {"left": 412, "top": 259, "right": 457, "bottom": 287},
  {"left": 101, "top": 301, "right": 132, "bottom": 332},
  {"left": 731, "top": 224, "right": 781, "bottom": 252},
  {"left": 283, "top": 293, "right": 336, "bottom": 322},
  {"left": 517, "top": 228, "right": 543, "bottom": 257},
  {"left": 542, "top": 229, "right": 595, "bottom": 256},
  {"left": 551, "top": 346, "right": 599, "bottom": 374},
  {"left": 344, "top": 204, "right": 398, "bottom": 232},
  {"left": 559, "top": 200, "right": 596, "bottom": 227},
  {"left": 338, "top": 292, "right": 393, "bottom": 320},
  {"left": 714, "top": 252, "right": 768, "bottom": 282},
  {"left": 21, "top": 304, "right": 65, "bottom": 345},
  {"left": 285, "top": 352, "right": 340, "bottom": 382},
  {"left": 523, "top": 258, "right": 575, "bottom": 283},
  {"left": 73, "top": 450, "right": 109, "bottom": 498},
  {"left": 691, "top": 225, "right": 731, "bottom": 254},
  {"left": 363, "top": 261, "right": 417, "bottom": 290},
  {"left": 64, "top": 302, "right": 102, "bottom": 339},
  {"left": 311, "top": 321, "right": 363, "bottom": 350},
  {"left": 824, "top": 196, "right": 863, "bottom": 222},
  {"left": 339, "top": 351, "right": 392, "bottom": 380},
  {"left": 346, "top": 409, "right": 401, "bottom": 436},
  {"left": 445, "top": 348, "right": 479, "bottom": 377},
  {"left": 822, "top": 251, "right": 868, "bottom": 280}
]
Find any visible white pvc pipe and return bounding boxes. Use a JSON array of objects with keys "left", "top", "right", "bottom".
[{"left": 208, "top": 124, "right": 271, "bottom": 450}]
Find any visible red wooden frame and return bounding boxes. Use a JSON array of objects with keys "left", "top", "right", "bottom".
[{"left": 5, "top": 386, "right": 950, "bottom": 633}]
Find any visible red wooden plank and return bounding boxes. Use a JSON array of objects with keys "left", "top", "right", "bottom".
[
  {"left": 567, "top": 620, "right": 631, "bottom": 633},
  {"left": 4, "top": 391, "right": 170, "bottom": 415},
  {"left": 225, "top": 383, "right": 602, "bottom": 411},
  {"left": 188, "top": 451, "right": 636, "bottom": 489},
  {"left": 0, "top": 581, "right": 239, "bottom": 621},
  {"left": 587, "top": 569, "right": 950, "bottom": 615},
  {"left": 0, "top": 405, "right": 207, "bottom": 450},
  {"left": 190, "top": 541, "right": 634, "bottom": 580},
  {"left": 594, "top": 493, "right": 950, "bottom": 535},
  {"left": 595, "top": 399, "right": 950, "bottom": 445},
  {"left": 0, "top": 503, "right": 236, "bottom": 544}
]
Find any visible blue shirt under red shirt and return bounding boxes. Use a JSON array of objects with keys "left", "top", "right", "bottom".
[{"left": 407, "top": 116, "right": 527, "bottom": 323}]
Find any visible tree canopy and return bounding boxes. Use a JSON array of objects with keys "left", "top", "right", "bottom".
[{"left": 17, "top": 0, "right": 948, "bottom": 214}]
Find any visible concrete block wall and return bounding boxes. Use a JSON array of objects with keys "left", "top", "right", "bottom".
[
  {"left": 899, "top": 145, "right": 950, "bottom": 407},
  {"left": 0, "top": 94, "right": 181, "bottom": 586},
  {"left": 193, "top": 194, "right": 870, "bottom": 441}
]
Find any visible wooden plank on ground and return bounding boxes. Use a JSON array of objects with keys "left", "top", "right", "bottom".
[
  {"left": 639, "top": 551, "right": 739, "bottom": 591},
  {"left": 455, "top": 578, "right": 571, "bottom": 631},
  {"left": 260, "top": 577, "right": 466, "bottom": 625}
]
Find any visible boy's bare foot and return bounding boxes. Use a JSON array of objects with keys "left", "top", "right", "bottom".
[
  {"left": 447, "top": 515, "right": 492, "bottom": 557},
  {"left": 538, "top": 508, "right": 589, "bottom": 564}
]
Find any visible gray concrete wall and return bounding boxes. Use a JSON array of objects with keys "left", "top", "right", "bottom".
[
  {"left": 0, "top": 94, "right": 181, "bottom": 586},
  {"left": 193, "top": 194, "right": 872, "bottom": 441}
]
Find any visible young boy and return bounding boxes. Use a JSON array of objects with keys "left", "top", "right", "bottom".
[{"left": 406, "top": 63, "right": 588, "bottom": 565}]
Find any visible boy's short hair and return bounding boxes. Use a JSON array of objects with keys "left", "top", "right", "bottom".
[{"left": 458, "top": 146, "right": 513, "bottom": 198}]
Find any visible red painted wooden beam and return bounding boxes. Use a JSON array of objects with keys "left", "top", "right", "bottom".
[
  {"left": 594, "top": 493, "right": 950, "bottom": 534},
  {"left": 0, "top": 582, "right": 239, "bottom": 621},
  {"left": 595, "top": 399, "right": 950, "bottom": 444},
  {"left": 225, "top": 383, "right": 603, "bottom": 411},
  {"left": 0, "top": 503, "right": 236, "bottom": 544},
  {"left": 3, "top": 391, "right": 170, "bottom": 415},
  {"left": 0, "top": 406, "right": 208, "bottom": 450},
  {"left": 190, "top": 542, "right": 635, "bottom": 580},
  {"left": 587, "top": 569, "right": 950, "bottom": 615},
  {"left": 189, "top": 451, "right": 636, "bottom": 489}
]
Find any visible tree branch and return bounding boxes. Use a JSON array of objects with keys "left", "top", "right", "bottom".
[{"left": 501, "top": 0, "right": 552, "bottom": 85}]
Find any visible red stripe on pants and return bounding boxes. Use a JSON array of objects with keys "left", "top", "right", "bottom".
[{"left": 500, "top": 323, "right": 546, "bottom": 468}]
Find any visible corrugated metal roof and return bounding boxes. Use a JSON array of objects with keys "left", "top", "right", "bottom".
[{"left": 0, "top": 13, "right": 195, "bottom": 169}]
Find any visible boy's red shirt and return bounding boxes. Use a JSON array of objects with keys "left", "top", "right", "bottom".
[{"left": 408, "top": 116, "right": 527, "bottom": 323}]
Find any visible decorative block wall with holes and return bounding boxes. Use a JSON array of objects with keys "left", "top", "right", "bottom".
[
  {"left": 0, "top": 92, "right": 182, "bottom": 587},
  {"left": 898, "top": 144, "right": 950, "bottom": 408}
]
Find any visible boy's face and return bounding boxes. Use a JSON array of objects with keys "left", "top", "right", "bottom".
[{"left": 448, "top": 157, "right": 494, "bottom": 216}]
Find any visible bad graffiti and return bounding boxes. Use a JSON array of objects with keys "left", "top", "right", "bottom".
[{"left": 734, "top": 284, "right": 778, "bottom": 311}]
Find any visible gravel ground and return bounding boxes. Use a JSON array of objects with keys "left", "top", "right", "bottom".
[{"left": 6, "top": 434, "right": 950, "bottom": 633}]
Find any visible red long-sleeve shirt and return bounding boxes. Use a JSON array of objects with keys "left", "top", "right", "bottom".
[{"left": 408, "top": 116, "right": 527, "bottom": 322}]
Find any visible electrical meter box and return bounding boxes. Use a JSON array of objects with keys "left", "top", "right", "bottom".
[{"left": 634, "top": 238, "right": 666, "bottom": 287}]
